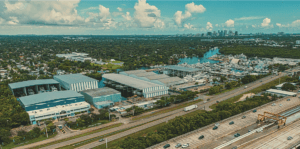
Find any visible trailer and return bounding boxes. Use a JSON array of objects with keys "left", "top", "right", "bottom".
[{"left": 184, "top": 105, "right": 198, "bottom": 112}]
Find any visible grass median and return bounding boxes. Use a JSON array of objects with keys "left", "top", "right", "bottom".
[
  {"left": 93, "top": 110, "right": 205, "bottom": 149},
  {"left": 31, "top": 123, "right": 123, "bottom": 149},
  {"left": 210, "top": 76, "right": 289, "bottom": 110},
  {"left": 132, "top": 99, "right": 203, "bottom": 121}
]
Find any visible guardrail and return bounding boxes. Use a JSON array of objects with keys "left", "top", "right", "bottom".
[{"left": 147, "top": 94, "right": 291, "bottom": 149}]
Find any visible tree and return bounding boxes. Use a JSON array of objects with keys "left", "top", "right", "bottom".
[
  {"left": 89, "top": 108, "right": 94, "bottom": 112},
  {"left": 281, "top": 83, "right": 296, "bottom": 91}
]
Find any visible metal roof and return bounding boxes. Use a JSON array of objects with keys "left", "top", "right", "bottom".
[
  {"left": 164, "top": 65, "right": 201, "bottom": 72},
  {"left": 81, "top": 87, "right": 120, "bottom": 97},
  {"left": 19, "top": 90, "right": 83, "bottom": 106},
  {"left": 94, "top": 100, "right": 114, "bottom": 106},
  {"left": 145, "top": 74, "right": 170, "bottom": 80},
  {"left": 121, "top": 70, "right": 146, "bottom": 75},
  {"left": 9, "top": 79, "right": 59, "bottom": 89},
  {"left": 54, "top": 74, "right": 98, "bottom": 84},
  {"left": 266, "top": 89, "right": 296, "bottom": 96},
  {"left": 103, "top": 74, "right": 163, "bottom": 90},
  {"left": 157, "top": 77, "right": 183, "bottom": 84},
  {"left": 133, "top": 72, "right": 157, "bottom": 77}
]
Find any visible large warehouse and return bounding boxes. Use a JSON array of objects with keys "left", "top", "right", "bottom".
[
  {"left": 120, "top": 70, "right": 184, "bottom": 87},
  {"left": 9, "top": 79, "right": 61, "bottom": 97},
  {"left": 163, "top": 65, "right": 201, "bottom": 77},
  {"left": 54, "top": 74, "right": 98, "bottom": 92},
  {"left": 81, "top": 87, "right": 121, "bottom": 109},
  {"left": 265, "top": 89, "right": 297, "bottom": 97},
  {"left": 18, "top": 90, "right": 90, "bottom": 124},
  {"left": 103, "top": 74, "right": 168, "bottom": 98}
]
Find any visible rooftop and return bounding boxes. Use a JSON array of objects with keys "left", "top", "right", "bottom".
[
  {"left": 266, "top": 89, "right": 296, "bottom": 96},
  {"left": 54, "top": 73, "right": 98, "bottom": 84},
  {"left": 145, "top": 74, "right": 170, "bottom": 80},
  {"left": 81, "top": 87, "right": 120, "bottom": 97},
  {"left": 19, "top": 90, "right": 83, "bottom": 106},
  {"left": 94, "top": 100, "right": 114, "bottom": 106},
  {"left": 103, "top": 74, "right": 163, "bottom": 90},
  {"left": 9, "top": 79, "right": 59, "bottom": 89},
  {"left": 164, "top": 65, "right": 201, "bottom": 72},
  {"left": 121, "top": 70, "right": 146, "bottom": 75}
]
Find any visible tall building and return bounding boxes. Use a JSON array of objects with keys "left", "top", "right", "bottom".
[
  {"left": 207, "top": 32, "right": 212, "bottom": 36},
  {"left": 224, "top": 30, "right": 228, "bottom": 36},
  {"left": 220, "top": 30, "right": 224, "bottom": 36},
  {"left": 213, "top": 31, "right": 217, "bottom": 36},
  {"left": 296, "top": 40, "right": 300, "bottom": 45},
  {"left": 235, "top": 31, "right": 238, "bottom": 36}
]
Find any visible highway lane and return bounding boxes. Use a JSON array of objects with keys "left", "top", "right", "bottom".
[
  {"left": 14, "top": 74, "right": 282, "bottom": 149},
  {"left": 75, "top": 74, "right": 283, "bottom": 149}
]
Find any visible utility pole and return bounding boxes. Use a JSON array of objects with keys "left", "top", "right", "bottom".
[
  {"left": 45, "top": 123, "right": 48, "bottom": 138},
  {"left": 106, "top": 138, "right": 108, "bottom": 148}
]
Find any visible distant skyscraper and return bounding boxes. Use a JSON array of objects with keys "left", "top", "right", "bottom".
[
  {"left": 218, "top": 30, "right": 220, "bottom": 35},
  {"left": 207, "top": 32, "right": 212, "bottom": 36},
  {"left": 220, "top": 30, "right": 224, "bottom": 36},
  {"left": 235, "top": 31, "right": 238, "bottom": 36},
  {"left": 213, "top": 31, "right": 216, "bottom": 36},
  {"left": 224, "top": 30, "right": 227, "bottom": 36}
]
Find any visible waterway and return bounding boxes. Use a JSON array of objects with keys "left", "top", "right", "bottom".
[{"left": 178, "top": 48, "right": 221, "bottom": 64}]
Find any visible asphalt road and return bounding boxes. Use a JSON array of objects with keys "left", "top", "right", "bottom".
[
  {"left": 75, "top": 74, "right": 283, "bottom": 149},
  {"left": 15, "top": 74, "right": 282, "bottom": 149}
]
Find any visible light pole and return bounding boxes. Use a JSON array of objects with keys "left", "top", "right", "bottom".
[{"left": 45, "top": 123, "right": 48, "bottom": 138}]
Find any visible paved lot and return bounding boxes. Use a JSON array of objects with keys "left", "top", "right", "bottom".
[{"left": 14, "top": 74, "right": 282, "bottom": 149}]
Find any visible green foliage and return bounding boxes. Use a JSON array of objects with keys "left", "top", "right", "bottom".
[
  {"left": 119, "top": 95, "right": 274, "bottom": 149},
  {"left": 281, "top": 83, "right": 296, "bottom": 91},
  {"left": 209, "top": 85, "right": 223, "bottom": 95},
  {"left": 85, "top": 73, "right": 102, "bottom": 81}
]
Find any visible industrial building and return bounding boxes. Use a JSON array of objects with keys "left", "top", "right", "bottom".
[
  {"left": 163, "top": 65, "right": 201, "bottom": 77},
  {"left": 18, "top": 90, "right": 90, "bottom": 124},
  {"left": 9, "top": 79, "right": 61, "bottom": 97},
  {"left": 81, "top": 87, "right": 121, "bottom": 109},
  {"left": 103, "top": 73, "right": 168, "bottom": 98},
  {"left": 265, "top": 89, "right": 297, "bottom": 97},
  {"left": 120, "top": 70, "right": 184, "bottom": 87},
  {"left": 54, "top": 74, "right": 98, "bottom": 92}
]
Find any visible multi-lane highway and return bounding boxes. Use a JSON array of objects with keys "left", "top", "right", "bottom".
[{"left": 15, "top": 74, "right": 282, "bottom": 149}]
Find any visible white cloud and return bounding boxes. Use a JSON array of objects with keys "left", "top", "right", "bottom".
[
  {"left": 133, "top": 0, "right": 162, "bottom": 28},
  {"left": 99, "top": 5, "right": 110, "bottom": 20},
  {"left": 1, "top": 1, "right": 84, "bottom": 26},
  {"left": 276, "top": 23, "right": 282, "bottom": 27},
  {"left": 234, "top": 16, "right": 264, "bottom": 21},
  {"left": 184, "top": 23, "right": 194, "bottom": 29},
  {"left": 185, "top": 2, "right": 206, "bottom": 13},
  {"left": 225, "top": 19, "right": 234, "bottom": 27},
  {"left": 206, "top": 22, "right": 213, "bottom": 31},
  {"left": 117, "top": 7, "right": 122, "bottom": 11},
  {"left": 174, "top": 11, "right": 191, "bottom": 26},
  {"left": 215, "top": 24, "right": 219, "bottom": 27},
  {"left": 154, "top": 19, "right": 165, "bottom": 29},
  {"left": 261, "top": 18, "right": 271, "bottom": 27},
  {"left": 122, "top": 12, "right": 132, "bottom": 21},
  {"left": 174, "top": 2, "right": 206, "bottom": 26}
]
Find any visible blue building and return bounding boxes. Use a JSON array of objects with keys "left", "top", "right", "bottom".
[
  {"left": 81, "top": 87, "right": 121, "bottom": 109},
  {"left": 8, "top": 79, "right": 61, "bottom": 97},
  {"left": 18, "top": 90, "right": 90, "bottom": 124},
  {"left": 54, "top": 74, "right": 98, "bottom": 92}
]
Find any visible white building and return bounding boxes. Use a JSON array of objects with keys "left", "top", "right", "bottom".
[
  {"left": 54, "top": 74, "right": 98, "bottom": 92},
  {"left": 296, "top": 40, "right": 300, "bottom": 45},
  {"left": 265, "top": 89, "right": 296, "bottom": 97}
]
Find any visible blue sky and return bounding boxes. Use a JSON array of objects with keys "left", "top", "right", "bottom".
[{"left": 0, "top": 0, "right": 299, "bottom": 35}]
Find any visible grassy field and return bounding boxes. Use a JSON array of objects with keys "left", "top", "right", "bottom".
[
  {"left": 93, "top": 110, "right": 205, "bottom": 149},
  {"left": 132, "top": 99, "right": 203, "bottom": 121},
  {"left": 3, "top": 132, "right": 58, "bottom": 149},
  {"left": 210, "top": 76, "right": 289, "bottom": 110},
  {"left": 31, "top": 123, "right": 123, "bottom": 149},
  {"left": 111, "top": 61, "right": 122, "bottom": 63},
  {"left": 72, "top": 120, "right": 110, "bottom": 130}
]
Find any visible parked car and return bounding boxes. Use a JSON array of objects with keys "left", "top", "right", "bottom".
[
  {"left": 182, "top": 143, "right": 189, "bottom": 148},
  {"left": 242, "top": 116, "right": 246, "bottom": 119},
  {"left": 215, "top": 123, "right": 220, "bottom": 127},
  {"left": 216, "top": 101, "right": 219, "bottom": 103},
  {"left": 287, "top": 98, "right": 291, "bottom": 101},
  {"left": 232, "top": 146, "right": 237, "bottom": 149},
  {"left": 248, "top": 130, "right": 252, "bottom": 132},
  {"left": 163, "top": 144, "right": 170, "bottom": 149},
  {"left": 287, "top": 136, "right": 293, "bottom": 140},
  {"left": 234, "top": 133, "right": 240, "bottom": 137},
  {"left": 175, "top": 143, "right": 181, "bottom": 148},
  {"left": 229, "top": 121, "right": 234, "bottom": 125},
  {"left": 272, "top": 103, "right": 276, "bottom": 106},
  {"left": 213, "top": 126, "right": 218, "bottom": 130},
  {"left": 207, "top": 98, "right": 210, "bottom": 101},
  {"left": 99, "top": 138, "right": 104, "bottom": 142},
  {"left": 198, "top": 135, "right": 204, "bottom": 140},
  {"left": 253, "top": 109, "right": 257, "bottom": 113}
]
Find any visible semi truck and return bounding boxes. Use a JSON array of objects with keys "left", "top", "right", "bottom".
[{"left": 184, "top": 105, "right": 198, "bottom": 112}]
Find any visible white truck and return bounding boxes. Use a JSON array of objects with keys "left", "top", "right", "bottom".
[
  {"left": 244, "top": 86, "right": 247, "bottom": 89},
  {"left": 184, "top": 105, "right": 198, "bottom": 112}
]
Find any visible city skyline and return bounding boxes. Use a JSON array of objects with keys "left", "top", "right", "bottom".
[{"left": 0, "top": 0, "right": 300, "bottom": 35}]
